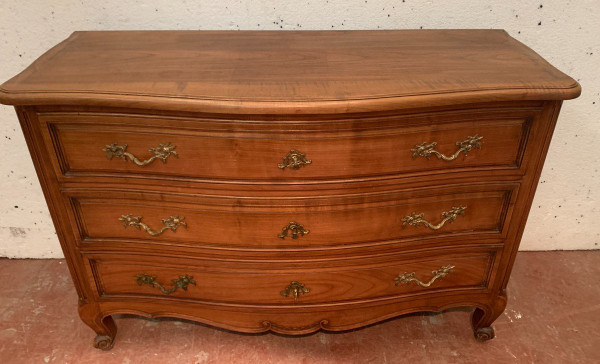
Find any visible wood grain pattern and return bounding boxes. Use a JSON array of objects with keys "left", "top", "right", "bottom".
[
  {"left": 41, "top": 110, "right": 531, "bottom": 182},
  {"left": 32, "top": 102, "right": 546, "bottom": 193},
  {"left": 0, "top": 30, "right": 580, "bottom": 114},
  {"left": 0, "top": 30, "right": 580, "bottom": 349},
  {"left": 86, "top": 250, "right": 496, "bottom": 305},
  {"left": 68, "top": 184, "right": 515, "bottom": 250}
]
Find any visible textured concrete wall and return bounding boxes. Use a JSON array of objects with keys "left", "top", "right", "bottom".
[{"left": 0, "top": 1, "right": 598, "bottom": 258}]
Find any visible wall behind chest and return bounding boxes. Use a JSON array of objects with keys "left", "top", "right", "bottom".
[{"left": 0, "top": 0, "right": 598, "bottom": 257}]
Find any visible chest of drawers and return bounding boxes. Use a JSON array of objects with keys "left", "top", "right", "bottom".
[{"left": 0, "top": 30, "right": 580, "bottom": 350}]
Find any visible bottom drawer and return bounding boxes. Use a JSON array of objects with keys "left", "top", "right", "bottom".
[{"left": 86, "top": 248, "right": 499, "bottom": 306}]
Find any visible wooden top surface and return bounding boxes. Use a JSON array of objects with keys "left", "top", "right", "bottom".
[{"left": 0, "top": 30, "right": 580, "bottom": 114}]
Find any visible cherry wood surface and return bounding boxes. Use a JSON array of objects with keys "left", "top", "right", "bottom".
[
  {"left": 42, "top": 109, "right": 530, "bottom": 182},
  {"left": 69, "top": 184, "right": 515, "bottom": 250},
  {"left": 0, "top": 30, "right": 580, "bottom": 349},
  {"left": 0, "top": 30, "right": 580, "bottom": 114},
  {"left": 33, "top": 102, "right": 549, "bottom": 197},
  {"left": 86, "top": 250, "right": 496, "bottom": 305}
]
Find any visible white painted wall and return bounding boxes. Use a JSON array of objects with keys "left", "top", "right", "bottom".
[{"left": 0, "top": 1, "right": 598, "bottom": 258}]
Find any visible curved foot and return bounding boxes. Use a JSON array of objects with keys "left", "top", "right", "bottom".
[
  {"left": 474, "top": 326, "right": 495, "bottom": 342},
  {"left": 94, "top": 335, "right": 114, "bottom": 351},
  {"left": 79, "top": 301, "right": 117, "bottom": 350},
  {"left": 470, "top": 292, "right": 507, "bottom": 342}
]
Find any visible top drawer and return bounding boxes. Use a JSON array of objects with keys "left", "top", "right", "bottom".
[{"left": 39, "top": 107, "right": 536, "bottom": 183}]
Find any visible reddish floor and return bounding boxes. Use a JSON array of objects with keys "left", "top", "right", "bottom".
[{"left": 0, "top": 251, "right": 598, "bottom": 363}]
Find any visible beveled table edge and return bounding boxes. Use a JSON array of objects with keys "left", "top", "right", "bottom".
[{"left": 0, "top": 84, "right": 581, "bottom": 115}]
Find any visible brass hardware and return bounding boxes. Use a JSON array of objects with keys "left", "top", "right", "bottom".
[
  {"left": 135, "top": 273, "right": 196, "bottom": 295},
  {"left": 278, "top": 222, "right": 309, "bottom": 239},
  {"left": 119, "top": 215, "right": 187, "bottom": 236},
  {"left": 281, "top": 281, "right": 310, "bottom": 301},
  {"left": 103, "top": 142, "right": 178, "bottom": 166},
  {"left": 411, "top": 135, "right": 483, "bottom": 161},
  {"left": 394, "top": 265, "right": 455, "bottom": 288},
  {"left": 278, "top": 150, "right": 312, "bottom": 170},
  {"left": 401, "top": 206, "right": 466, "bottom": 230}
]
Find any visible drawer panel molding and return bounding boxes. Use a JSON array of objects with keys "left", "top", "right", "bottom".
[
  {"left": 40, "top": 109, "right": 535, "bottom": 184},
  {"left": 86, "top": 249, "right": 498, "bottom": 306},
  {"left": 67, "top": 183, "right": 517, "bottom": 250}
]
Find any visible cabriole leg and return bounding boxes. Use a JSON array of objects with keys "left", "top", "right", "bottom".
[
  {"left": 471, "top": 292, "right": 507, "bottom": 342},
  {"left": 78, "top": 301, "right": 117, "bottom": 350}
]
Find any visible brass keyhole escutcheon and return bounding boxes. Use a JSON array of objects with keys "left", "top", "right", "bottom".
[
  {"left": 281, "top": 281, "right": 310, "bottom": 301},
  {"left": 278, "top": 150, "right": 312, "bottom": 170}
]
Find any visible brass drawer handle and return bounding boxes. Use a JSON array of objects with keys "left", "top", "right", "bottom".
[
  {"left": 278, "top": 150, "right": 312, "bottom": 170},
  {"left": 395, "top": 265, "right": 455, "bottom": 288},
  {"left": 281, "top": 281, "right": 310, "bottom": 301},
  {"left": 278, "top": 222, "right": 309, "bottom": 239},
  {"left": 119, "top": 214, "right": 187, "bottom": 236},
  {"left": 411, "top": 135, "right": 482, "bottom": 161},
  {"left": 135, "top": 273, "right": 196, "bottom": 295},
  {"left": 103, "top": 142, "right": 178, "bottom": 166},
  {"left": 402, "top": 206, "right": 466, "bottom": 230}
]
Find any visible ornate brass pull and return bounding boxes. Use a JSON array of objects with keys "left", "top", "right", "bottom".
[
  {"left": 103, "top": 142, "right": 178, "bottom": 166},
  {"left": 119, "top": 215, "right": 187, "bottom": 236},
  {"left": 278, "top": 150, "right": 312, "bottom": 170},
  {"left": 395, "top": 265, "right": 455, "bottom": 288},
  {"left": 401, "top": 206, "right": 466, "bottom": 230},
  {"left": 278, "top": 222, "right": 309, "bottom": 239},
  {"left": 411, "top": 135, "right": 483, "bottom": 161},
  {"left": 135, "top": 274, "right": 196, "bottom": 295},
  {"left": 281, "top": 281, "right": 310, "bottom": 301}
]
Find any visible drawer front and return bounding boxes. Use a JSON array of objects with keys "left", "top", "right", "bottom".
[
  {"left": 69, "top": 184, "right": 517, "bottom": 249},
  {"left": 86, "top": 249, "right": 498, "bottom": 305},
  {"left": 41, "top": 109, "right": 534, "bottom": 182}
]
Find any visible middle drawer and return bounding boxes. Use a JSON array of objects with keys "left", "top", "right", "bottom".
[{"left": 68, "top": 183, "right": 517, "bottom": 250}]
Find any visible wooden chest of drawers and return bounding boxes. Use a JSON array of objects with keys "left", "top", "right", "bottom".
[{"left": 0, "top": 30, "right": 580, "bottom": 350}]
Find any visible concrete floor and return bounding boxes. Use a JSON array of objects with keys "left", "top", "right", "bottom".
[{"left": 0, "top": 251, "right": 598, "bottom": 363}]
